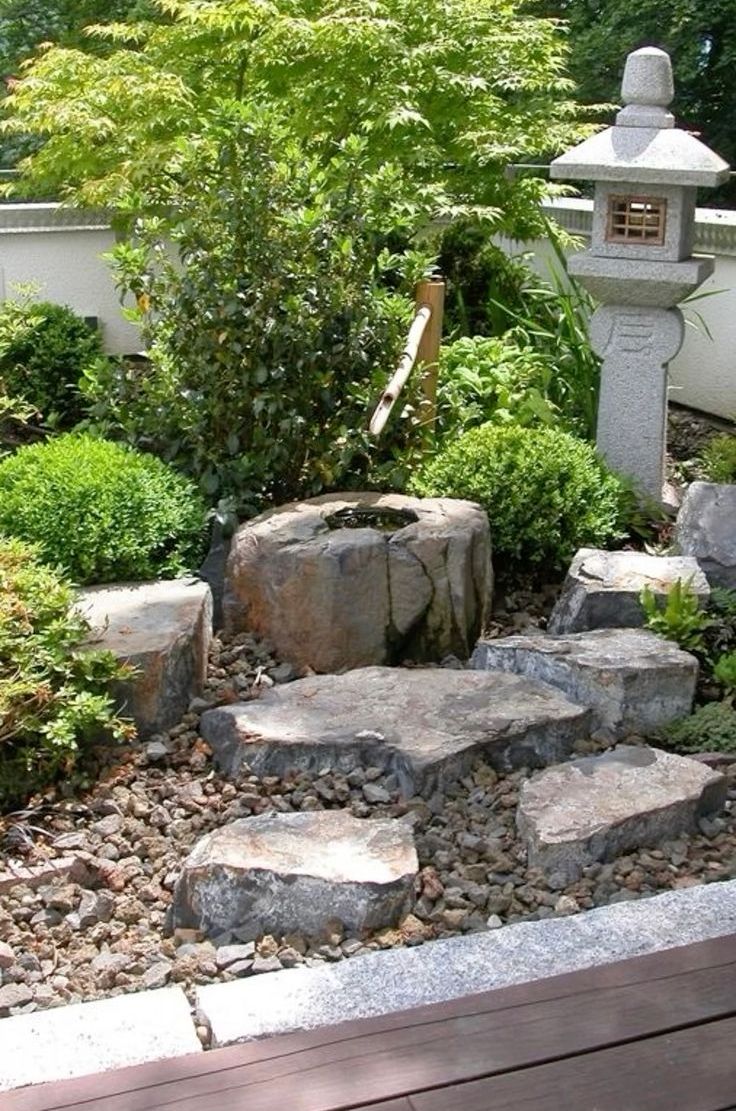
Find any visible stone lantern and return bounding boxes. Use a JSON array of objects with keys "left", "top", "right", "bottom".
[{"left": 550, "top": 47, "right": 730, "bottom": 500}]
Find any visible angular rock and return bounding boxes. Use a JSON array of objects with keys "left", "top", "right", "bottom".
[
  {"left": 472, "top": 628, "right": 698, "bottom": 739},
  {"left": 77, "top": 577, "right": 213, "bottom": 738},
  {"left": 548, "top": 548, "right": 709, "bottom": 634},
  {"left": 676, "top": 481, "right": 736, "bottom": 589},
  {"left": 222, "top": 492, "right": 492, "bottom": 672},
  {"left": 171, "top": 811, "right": 418, "bottom": 940},
  {"left": 199, "top": 667, "right": 591, "bottom": 796},
  {"left": 517, "top": 745, "right": 727, "bottom": 883}
]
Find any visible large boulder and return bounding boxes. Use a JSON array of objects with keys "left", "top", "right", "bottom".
[
  {"left": 548, "top": 548, "right": 709, "bottom": 634},
  {"left": 77, "top": 578, "right": 212, "bottom": 738},
  {"left": 171, "top": 811, "right": 418, "bottom": 939},
  {"left": 517, "top": 745, "right": 727, "bottom": 883},
  {"left": 199, "top": 666, "right": 591, "bottom": 796},
  {"left": 676, "top": 481, "right": 736, "bottom": 589},
  {"left": 222, "top": 492, "right": 492, "bottom": 672},
  {"left": 472, "top": 628, "right": 698, "bottom": 740}
]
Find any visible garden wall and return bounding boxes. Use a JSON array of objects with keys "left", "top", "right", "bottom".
[
  {"left": 0, "top": 199, "right": 734, "bottom": 418},
  {"left": 498, "top": 198, "right": 736, "bottom": 421}
]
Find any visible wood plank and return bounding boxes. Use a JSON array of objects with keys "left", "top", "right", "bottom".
[
  {"left": 5, "top": 934, "right": 736, "bottom": 1111},
  {"left": 27, "top": 959, "right": 736, "bottom": 1111},
  {"left": 411, "top": 1015, "right": 736, "bottom": 1111}
]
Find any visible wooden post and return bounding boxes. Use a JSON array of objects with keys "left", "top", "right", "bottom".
[{"left": 415, "top": 277, "right": 445, "bottom": 432}]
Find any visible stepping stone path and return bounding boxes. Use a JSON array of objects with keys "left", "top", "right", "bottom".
[
  {"left": 676, "top": 481, "right": 736, "bottom": 589},
  {"left": 77, "top": 577, "right": 212, "bottom": 738},
  {"left": 548, "top": 548, "right": 709, "bottom": 634},
  {"left": 472, "top": 628, "right": 697, "bottom": 739},
  {"left": 172, "top": 811, "right": 418, "bottom": 940},
  {"left": 517, "top": 745, "right": 727, "bottom": 883},
  {"left": 199, "top": 666, "right": 591, "bottom": 796},
  {"left": 223, "top": 492, "right": 492, "bottom": 672}
]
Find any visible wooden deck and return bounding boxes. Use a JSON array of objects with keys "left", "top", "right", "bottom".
[{"left": 3, "top": 933, "right": 736, "bottom": 1111}]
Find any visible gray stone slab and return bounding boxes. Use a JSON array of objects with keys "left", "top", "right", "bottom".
[
  {"left": 676, "top": 481, "right": 736, "bottom": 589},
  {"left": 199, "top": 667, "right": 591, "bottom": 796},
  {"left": 196, "top": 878, "right": 736, "bottom": 1046},
  {"left": 517, "top": 745, "right": 727, "bottom": 883},
  {"left": 548, "top": 548, "right": 709, "bottom": 634},
  {"left": 77, "top": 577, "right": 213, "bottom": 738},
  {"left": 471, "top": 628, "right": 697, "bottom": 739},
  {"left": 0, "top": 986, "right": 201, "bottom": 1093},
  {"left": 172, "top": 811, "right": 418, "bottom": 939}
]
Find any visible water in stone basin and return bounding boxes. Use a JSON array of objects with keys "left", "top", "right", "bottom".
[{"left": 324, "top": 505, "right": 418, "bottom": 533}]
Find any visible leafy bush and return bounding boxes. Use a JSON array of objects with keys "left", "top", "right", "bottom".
[
  {"left": 700, "top": 434, "right": 736, "bottom": 483},
  {"left": 0, "top": 294, "right": 107, "bottom": 427},
  {"left": 437, "top": 224, "right": 533, "bottom": 338},
  {"left": 410, "top": 423, "right": 625, "bottom": 572},
  {"left": 713, "top": 651, "right": 736, "bottom": 697},
  {"left": 0, "top": 538, "right": 134, "bottom": 810},
  {"left": 658, "top": 701, "right": 736, "bottom": 755},
  {"left": 640, "top": 578, "right": 713, "bottom": 654},
  {"left": 0, "top": 434, "right": 207, "bottom": 584},
  {"left": 435, "top": 335, "right": 558, "bottom": 438}
]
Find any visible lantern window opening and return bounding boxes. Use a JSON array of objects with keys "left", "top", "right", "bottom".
[{"left": 606, "top": 195, "right": 667, "bottom": 245}]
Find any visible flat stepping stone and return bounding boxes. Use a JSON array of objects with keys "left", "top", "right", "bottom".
[
  {"left": 77, "top": 577, "right": 212, "bottom": 738},
  {"left": 517, "top": 745, "right": 727, "bottom": 883},
  {"left": 223, "top": 492, "right": 492, "bottom": 671},
  {"left": 171, "top": 811, "right": 418, "bottom": 939},
  {"left": 199, "top": 667, "right": 591, "bottom": 795},
  {"left": 548, "top": 548, "right": 709, "bottom": 634},
  {"left": 472, "top": 628, "right": 697, "bottom": 739},
  {"left": 0, "top": 987, "right": 200, "bottom": 1093},
  {"left": 676, "top": 481, "right": 736, "bottom": 588}
]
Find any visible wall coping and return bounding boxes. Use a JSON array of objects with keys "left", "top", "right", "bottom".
[
  {"left": 542, "top": 197, "right": 736, "bottom": 256},
  {"left": 0, "top": 203, "right": 110, "bottom": 234}
]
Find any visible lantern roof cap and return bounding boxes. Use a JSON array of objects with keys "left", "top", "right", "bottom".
[{"left": 551, "top": 48, "right": 730, "bottom": 188}]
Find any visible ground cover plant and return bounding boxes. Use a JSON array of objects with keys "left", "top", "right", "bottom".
[
  {"left": 0, "top": 537, "right": 134, "bottom": 809},
  {"left": 0, "top": 434, "right": 207, "bottom": 584},
  {"left": 700, "top": 433, "right": 736, "bottom": 483}
]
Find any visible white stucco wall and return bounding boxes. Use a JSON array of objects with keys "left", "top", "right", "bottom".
[
  {"left": 498, "top": 198, "right": 736, "bottom": 420},
  {"left": 0, "top": 204, "right": 140, "bottom": 355}
]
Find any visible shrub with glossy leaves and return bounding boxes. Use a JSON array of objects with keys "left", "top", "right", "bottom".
[
  {"left": 410, "top": 423, "right": 625, "bottom": 572},
  {"left": 0, "top": 434, "right": 207, "bottom": 584},
  {"left": 0, "top": 538, "right": 135, "bottom": 809}
]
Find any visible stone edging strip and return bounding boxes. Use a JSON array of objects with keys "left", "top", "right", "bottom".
[
  {"left": 0, "top": 986, "right": 201, "bottom": 1093},
  {"left": 197, "top": 879, "right": 736, "bottom": 1046}
]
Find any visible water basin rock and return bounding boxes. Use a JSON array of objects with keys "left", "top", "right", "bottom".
[
  {"left": 676, "top": 481, "right": 736, "bottom": 589},
  {"left": 517, "top": 745, "right": 727, "bottom": 883},
  {"left": 472, "top": 628, "right": 698, "bottom": 739},
  {"left": 199, "top": 666, "right": 591, "bottom": 796},
  {"left": 222, "top": 492, "right": 492, "bottom": 672},
  {"left": 77, "top": 578, "right": 213, "bottom": 738},
  {"left": 548, "top": 548, "right": 709, "bottom": 634},
  {"left": 171, "top": 811, "right": 418, "bottom": 940}
]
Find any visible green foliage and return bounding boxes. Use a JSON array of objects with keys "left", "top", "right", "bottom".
[
  {"left": 0, "top": 434, "right": 207, "bottom": 584},
  {"left": 713, "top": 651, "right": 736, "bottom": 697},
  {"left": 658, "top": 701, "right": 736, "bottom": 755},
  {"left": 700, "top": 433, "right": 736, "bottom": 483},
  {"left": 3, "top": 0, "right": 587, "bottom": 240},
  {"left": 0, "top": 537, "right": 134, "bottom": 810},
  {"left": 435, "top": 335, "right": 558, "bottom": 438},
  {"left": 640, "top": 577, "right": 713, "bottom": 654},
  {"left": 0, "top": 293, "right": 107, "bottom": 427},
  {"left": 437, "top": 224, "right": 534, "bottom": 338},
  {"left": 703, "top": 586, "right": 736, "bottom": 663},
  {"left": 81, "top": 106, "right": 422, "bottom": 511},
  {"left": 409, "top": 422, "right": 625, "bottom": 572}
]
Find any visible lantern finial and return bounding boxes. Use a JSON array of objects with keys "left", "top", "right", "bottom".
[{"left": 617, "top": 47, "right": 675, "bottom": 128}]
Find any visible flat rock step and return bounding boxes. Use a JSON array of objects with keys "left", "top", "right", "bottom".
[
  {"left": 199, "top": 667, "right": 592, "bottom": 796},
  {"left": 517, "top": 745, "right": 727, "bottom": 883},
  {"left": 472, "top": 628, "right": 697, "bottom": 739},
  {"left": 172, "top": 811, "right": 418, "bottom": 940}
]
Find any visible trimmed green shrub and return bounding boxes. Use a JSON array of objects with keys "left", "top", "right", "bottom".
[
  {"left": 0, "top": 434, "right": 207, "bottom": 585},
  {"left": 0, "top": 538, "right": 134, "bottom": 809},
  {"left": 410, "top": 423, "right": 625, "bottom": 572},
  {"left": 0, "top": 297, "right": 107, "bottom": 427},
  {"left": 658, "top": 701, "right": 736, "bottom": 755},
  {"left": 701, "top": 433, "right": 736, "bottom": 484}
]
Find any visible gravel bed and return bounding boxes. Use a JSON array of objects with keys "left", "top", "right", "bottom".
[{"left": 0, "top": 632, "right": 735, "bottom": 1025}]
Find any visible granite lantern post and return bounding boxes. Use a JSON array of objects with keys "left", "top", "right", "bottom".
[{"left": 550, "top": 47, "right": 730, "bottom": 501}]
